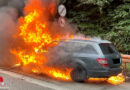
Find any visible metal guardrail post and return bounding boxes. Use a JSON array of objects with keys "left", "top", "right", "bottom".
[
  {"left": 121, "top": 54, "right": 130, "bottom": 79},
  {"left": 124, "top": 62, "right": 127, "bottom": 80}
]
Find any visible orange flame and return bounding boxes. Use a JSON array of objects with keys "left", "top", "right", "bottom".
[
  {"left": 11, "top": 0, "right": 72, "bottom": 80},
  {"left": 107, "top": 73, "right": 125, "bottom": 85},
  {"left": 88, "top": 73, "right": 125, "bottom": 85}
]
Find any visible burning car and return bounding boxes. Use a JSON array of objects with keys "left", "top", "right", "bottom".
[{"left": 50, "top": 39, "right": 122, "bottom": 82}]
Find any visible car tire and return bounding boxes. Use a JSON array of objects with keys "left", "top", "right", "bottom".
[{"left": 71, "top": 65, "right": 87, "bottom": 82}]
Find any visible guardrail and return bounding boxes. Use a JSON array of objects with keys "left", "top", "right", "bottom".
[
  {"left": 122, "top": 55, "right": 130, "bottom": 62},
  {"left": 121, "top": 54, "right": 130, "bottom": 78}
]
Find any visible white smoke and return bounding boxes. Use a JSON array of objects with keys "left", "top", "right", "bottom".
[{"left": 0, "top": 0, "right": 25, "bottom": 66}]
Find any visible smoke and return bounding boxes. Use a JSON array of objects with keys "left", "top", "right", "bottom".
[
  {"left": 0, "top": 0, "right": 25, "bottom": 66},
  {"left": 0, "top": 0, "right": 77, "bottom": 73},
  {"left": 45, "top": 33, "right": 102, "bottom": 69},
  {"left": 0, "top": 0, "right": 25, "bottom": 14}
]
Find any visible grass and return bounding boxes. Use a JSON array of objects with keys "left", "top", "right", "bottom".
[
  {"left": 126, "top": 63, "right": 130, "bottom": 72},
  {"left": 122, "top": 63, "right": 130, "bottom": 72}
]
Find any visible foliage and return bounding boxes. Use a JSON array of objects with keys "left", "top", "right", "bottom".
[
  {"left": 127, "top": 63, "right": 130, "bottom": 72},
  {"left": 60, "top": 0, "right": 130, "bottom": 54}
]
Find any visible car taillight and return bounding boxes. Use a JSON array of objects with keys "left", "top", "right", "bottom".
[
  {"left": 0, "top": 76, "right": 3, "bottom": 82},
  {"left": 0, "top": 76, "right": 5, "bottom": 87},
  {"left": 97, "top": 58, "right": 108, "bottom": 67}
]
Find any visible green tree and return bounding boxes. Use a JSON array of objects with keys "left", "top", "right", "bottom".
[
  {"left": 60, "top": 0, "right": 130, "bottom": 54},
  {"left": 104, "top": 1, "right": 130, "bottom": 53}
]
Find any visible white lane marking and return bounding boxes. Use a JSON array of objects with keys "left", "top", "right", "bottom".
[{"left": 0, "top": 69, "right": 67, "bottom": 90}]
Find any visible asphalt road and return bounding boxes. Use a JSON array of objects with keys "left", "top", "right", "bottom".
[
  {"left": 0, "top": 69, "right": 130, "bottom": 90},
  {"left": 0, "top": 73, "right": 53, "bottom": 90}
]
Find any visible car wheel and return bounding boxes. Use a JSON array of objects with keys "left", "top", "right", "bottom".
[{"left": 71, "top": 66, "right": 87, "bottom": 82}]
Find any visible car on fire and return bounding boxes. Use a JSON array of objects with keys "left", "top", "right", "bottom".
[{"left": 51, "top": 39, "right": 122, "bottom": 82}]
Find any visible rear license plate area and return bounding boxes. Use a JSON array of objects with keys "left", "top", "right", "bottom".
[{"left": 113, "top": 58, "right": 120, "bottom": 64}]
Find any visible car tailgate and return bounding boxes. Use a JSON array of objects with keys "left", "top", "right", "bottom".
[
  {"left": 105, "top": 54, "right": 122, "bottom": 68},
  {"left": 99, "top": 43, "right": 122, "bottom": 68}
]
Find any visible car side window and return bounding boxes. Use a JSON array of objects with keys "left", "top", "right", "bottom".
[
  {"left": 79, "top": 45, "right": 98, "bottom": 54},
  {"left": 57, "top": 42, "right": 82, "bottom": 52},
  {"left": 57, "top": 42, "right": 98, "bottom": 54}
]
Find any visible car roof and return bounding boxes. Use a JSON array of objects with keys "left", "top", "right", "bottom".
[{"left": 59, "top": 39, "right": 111, "bottom": 44}]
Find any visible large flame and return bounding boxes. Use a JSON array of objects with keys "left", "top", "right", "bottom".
[{"left": 11, "top": 0, "right": 72, "bottom": 81}]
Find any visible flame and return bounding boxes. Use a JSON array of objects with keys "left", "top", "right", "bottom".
[
  {"left": 32, "top": 69, "right": 39, "bottom": 73},
  {"left": 45, "top": 68, "right": 72, "bottom": 80},
  {"left": 88, "top": 78, "right": 107, "bottom": 83},
  {"left": 13, "top": 63, "right": 21, "bottom": 67},
  {"left": 88, "top": 73, "right": 125, "bottom": 85},
  {"left": 107, "top": 73, "right": 125, "bottom": 85},
  {"left": 11, "top": 0, "right": 72, "bottom": 80}
]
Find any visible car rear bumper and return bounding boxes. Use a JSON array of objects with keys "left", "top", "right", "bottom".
[{"left": 88, "top": 68, "right": 122, "bottom": 78}]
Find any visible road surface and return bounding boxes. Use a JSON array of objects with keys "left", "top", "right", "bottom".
[{"left": 0, "top": 69, "right": 130, "bottom": 90}]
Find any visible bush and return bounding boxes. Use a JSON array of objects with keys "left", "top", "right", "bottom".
[{"left": 60, "top": 0, "right": 130, "bottom": 54}]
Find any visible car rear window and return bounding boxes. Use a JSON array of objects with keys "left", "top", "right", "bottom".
[{"left": 99, "top": 43, "right": 117, "bottom": 54}]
